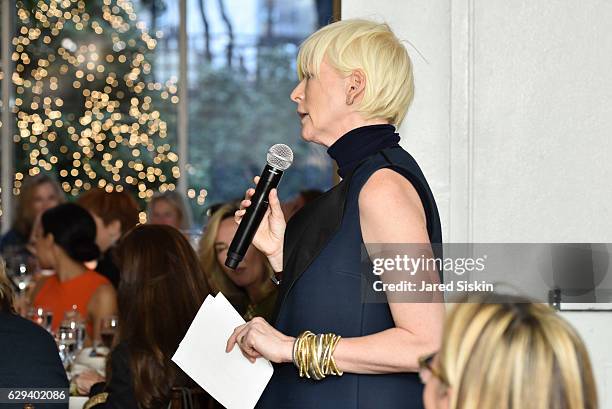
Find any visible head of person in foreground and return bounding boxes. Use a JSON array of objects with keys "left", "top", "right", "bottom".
[{"left": 420, "top": 296, "right": 597, "bottom": 409}]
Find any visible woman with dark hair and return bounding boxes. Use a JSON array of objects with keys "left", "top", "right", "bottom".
[
  {"left": 78, "top": 188, "right": 141, "bottom": 288},
  {"left": 32, "top": 203, "right": 116, "bottom": 341},
  {"left": 82, "top": 225, "right": 211, "bottom": 409}
]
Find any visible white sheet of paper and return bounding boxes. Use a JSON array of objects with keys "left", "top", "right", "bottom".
[{"left": 172, "top": 292, "right": 274, "bottom": 409}]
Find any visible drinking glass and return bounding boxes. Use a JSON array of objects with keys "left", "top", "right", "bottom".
[{"left": 100, "top": 315, "right": 119, "bottom": 349}]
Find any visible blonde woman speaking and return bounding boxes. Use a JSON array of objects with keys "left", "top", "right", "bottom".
[{"left": 226, "top": 19, "right": 444, "bottom": 409}]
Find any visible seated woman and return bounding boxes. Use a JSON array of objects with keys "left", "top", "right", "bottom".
[
  {"left": 0, "top": 174, "right": 64, "bottom": 264},
  {"left": 32, "top": 203, "right": 117, "bottom": 342},
  {"left": 420, "top": 296, "right": 598, "bottom": 409},
  {"left": 0, "top": 258, "right": 68, "bottom": 409},
  {"left": 77, "top": 188, "right": 140, "bottom": 288},
  {"left": 147, "top": 191, "right": 193, "bottom": 231},
  {"left": 199, "top": 203, "right": 277, "bottom": 321},
  {"left": 80, "top": 225, "right": 211, "bottom": 408}
]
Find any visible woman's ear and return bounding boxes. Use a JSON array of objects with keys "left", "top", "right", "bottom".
[
  {"left": 109, "top": 219, "right": 122, "bottom": 241},
  {"left": 437, "top": 385, "right": 451, "bottom": 409},
  {"left": 47, "top": 233, "right": 63, "bottom": 262},
  {"left": 345, "top": 69, "right": 366, "bottom": 105}
]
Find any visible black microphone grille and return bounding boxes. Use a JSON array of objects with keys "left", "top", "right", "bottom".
[{"left": 267, "top": 144, "right": 294, "bottom": 171}]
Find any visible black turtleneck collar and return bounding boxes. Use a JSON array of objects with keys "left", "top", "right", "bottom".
[{"left": 327, "top": 124, "right": 400, "bottom": 178}]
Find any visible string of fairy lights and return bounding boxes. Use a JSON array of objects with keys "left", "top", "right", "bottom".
[{"left": 7, "top": 0, "right": 209, "bottom": 216}]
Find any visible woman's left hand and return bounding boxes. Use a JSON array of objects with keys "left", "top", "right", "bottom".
[{"left": 226, "top": 317, "right": 295, "bottom": 364}]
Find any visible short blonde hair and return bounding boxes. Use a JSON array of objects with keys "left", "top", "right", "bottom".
[
  {"left": 438, "top": 298, "right": 597, "bottom": 409},
  {"left": 297, "top": 19, "right": 414, "bottom": 127}
]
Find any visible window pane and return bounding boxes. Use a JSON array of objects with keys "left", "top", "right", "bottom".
[
  {"left": 186, "top": 0, "right": 335, "bottom": 225},
  {"left": 10, "top": 0, "right": 179, "bottom": 211}
]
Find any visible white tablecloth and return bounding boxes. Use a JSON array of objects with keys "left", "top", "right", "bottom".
[{"left": 69, "top": 396, "right": 88, "bottom": 409}]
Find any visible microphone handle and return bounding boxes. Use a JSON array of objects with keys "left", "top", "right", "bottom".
[{"left": 225, "top": 164, "right": 284, "bottom": 269}]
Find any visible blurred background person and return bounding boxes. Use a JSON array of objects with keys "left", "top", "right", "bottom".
[
  {"left": 80, "top": 225, "right": 211, "bottom": 408},
  {"left": 0, "top": 258, "right": 68, "bottom": 409},
  {"left": 147, "top": 191, "right": 193, "bottom": 231},
  {"left": 281, "top": 188, "right": 323, "bottom": 221},
  {"left": 198, "top": 202, "right": 277, "bottom": 321},
  {"left": 0, "top": 175, "right": 64, "bottom": 263},
  {"left": 31, "top": 203, "right": 117, "bottom": 343},
  {"left": 420, "top": 297, "right": 598, "bottom": 409},
  {"left": 78, "top": 188, "right": 140, "bottom": 288}
]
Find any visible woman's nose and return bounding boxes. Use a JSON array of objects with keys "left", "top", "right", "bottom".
[{"left": 290, "top": 80, "right": 305, "bottom": 103}]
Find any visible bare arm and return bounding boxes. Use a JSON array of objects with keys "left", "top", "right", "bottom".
[
  {"left": 227, "top": 169, "right": 444, "bottom": 374},
  {"left": 88, "top": 283, "right": 118, "bottom": 343},
  {"left": 332, "top": 168, "right": 444, "bottom": 373}
]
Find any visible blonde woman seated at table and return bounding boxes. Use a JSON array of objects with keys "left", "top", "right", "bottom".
[
  {"left": 0, "top": 174, "right": 64, "bottom": 262},
  {"left": 199, "top": 202, "right": 277, "bottom": 321},
  {"left": 419, "top": 296, "right": 598, "bottom": 409},
  {"left": 147, "top": 191, "right": 193, "bottom": 231}
]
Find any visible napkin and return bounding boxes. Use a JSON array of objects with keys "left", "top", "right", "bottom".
[{"left": 172, "top": 292, "right": 274, "bottom": 409}]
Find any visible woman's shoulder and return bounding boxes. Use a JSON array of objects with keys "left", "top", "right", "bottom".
[
  {"left": 84, "top": 270, "right": 113, "bottom": 287},
  {"left": 1, "top": 310, "right": 44, "bottom": 335},
  {"left": 110, "top": 342, "right": 130, "bottom": 361},
  {"left": 31, "top": 274, "right": 56, "bottom": 303},
  {"left": 0, "top": 312, "right": 68, "bottom": 389},
  {"left": 0, "top": 311, "right": 64, "bottom": 361}
]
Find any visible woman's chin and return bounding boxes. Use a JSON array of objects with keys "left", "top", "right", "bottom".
[
  {"left": 227, "top": 273, "right": 254, "bottom": 288},
  {"left": 300, "top": 127, "right": 321, "bottom": 144}
]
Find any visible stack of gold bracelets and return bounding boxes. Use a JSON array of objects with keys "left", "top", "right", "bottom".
[{"left": 292, "top": 330, "right": 343, "bottom": 380}]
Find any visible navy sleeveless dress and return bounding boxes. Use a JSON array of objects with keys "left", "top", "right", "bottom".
[{"left": 257, "top": 126, "right": 442, "bottom": 409}]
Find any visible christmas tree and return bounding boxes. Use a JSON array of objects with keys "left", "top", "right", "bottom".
[{"left": 11, "top": 0, "right": 179, "bottom": 208}]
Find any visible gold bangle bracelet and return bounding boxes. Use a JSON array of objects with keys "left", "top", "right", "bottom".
[{"left": 293, "top": 331, "right": 343, "bottom": 380}]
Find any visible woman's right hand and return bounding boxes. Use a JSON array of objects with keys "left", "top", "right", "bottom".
[{"left": 235, "top": 176, "right": 285, "bottom": 272}]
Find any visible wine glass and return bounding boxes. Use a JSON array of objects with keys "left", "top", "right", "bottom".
[
  {"left": 57, "top": 325, "right": 77, "bottom": 371},
  {"left": 62, "top": 306, "right": 86, "bottom": 351},
  {"left": 99, "top": 315, "right": 119, "bottom": 349},
  {"left": 28, "top": 307, "right": 54, "bottom": 334}
]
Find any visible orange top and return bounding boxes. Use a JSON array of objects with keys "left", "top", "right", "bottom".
[{"left": 33, "top": 269, "right": 110, "bottom": 337}]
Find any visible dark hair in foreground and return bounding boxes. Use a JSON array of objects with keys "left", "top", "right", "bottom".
[
  {"left": 115, "top": 224, "right": 210, "bottom": 408},
  {"left": 41, "top": 203, "right": 100, "bottom": 262}
]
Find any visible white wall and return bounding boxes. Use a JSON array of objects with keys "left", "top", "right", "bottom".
[
  {"left": 343, "top": 1, "right": 453, "bottom": 242},
  {"left": 343, "top": 1, "right": 612, "bottom": 406}
]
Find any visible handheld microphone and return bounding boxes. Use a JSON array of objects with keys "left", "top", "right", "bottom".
[{"left": 225, "top": 144, "right": 294, "bottom": 270}]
